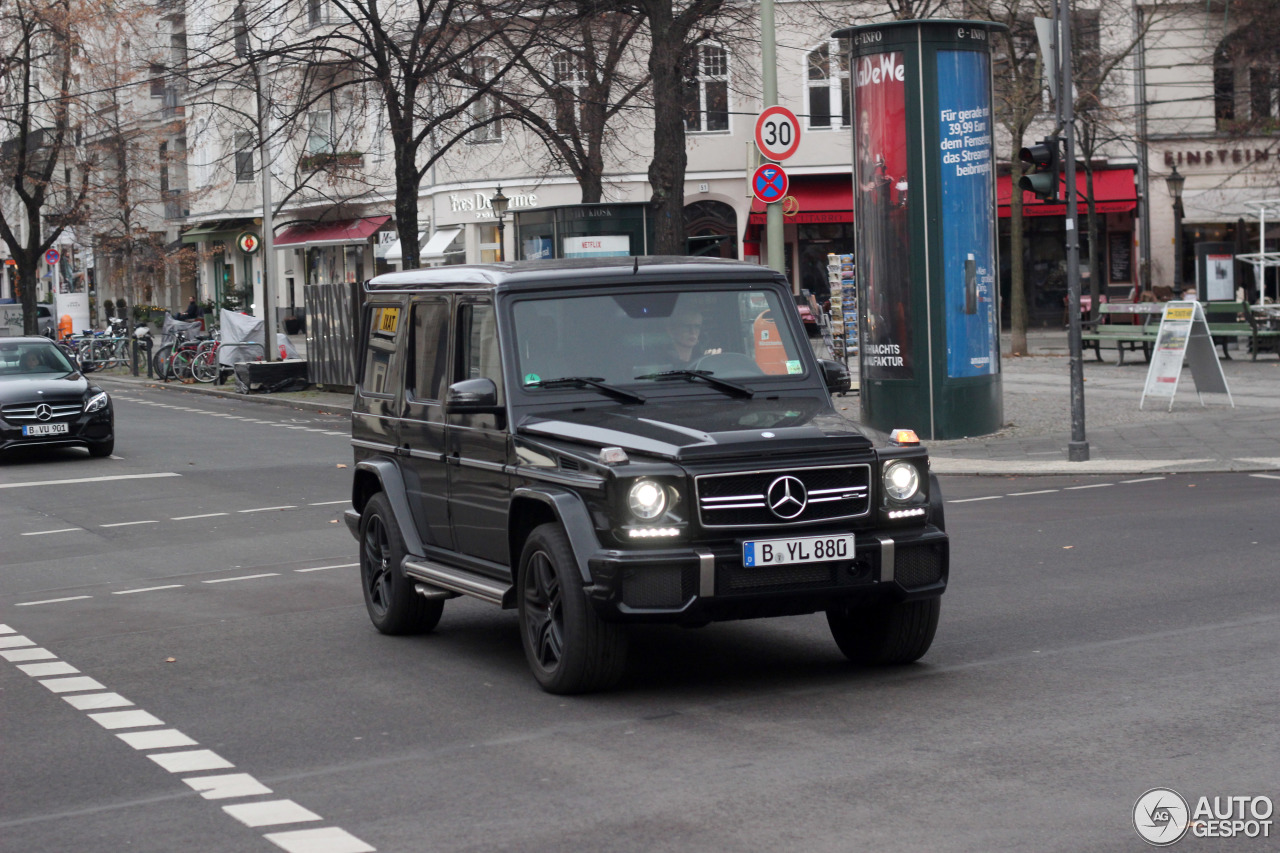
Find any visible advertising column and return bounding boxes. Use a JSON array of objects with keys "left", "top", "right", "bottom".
[{"left": 839, "top": 20, "right": 1004, "bottom": 439}]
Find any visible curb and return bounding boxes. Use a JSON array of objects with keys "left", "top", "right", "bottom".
[{"left": 95, "top": 375, "right": 352, "bottom": 416}]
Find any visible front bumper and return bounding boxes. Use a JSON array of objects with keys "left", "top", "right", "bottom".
[
  {"left": 0, "top": 406, "right": 113, "bottom": 453},
  {"left": 584, "top": 525, "right": 948, "bottom": 624}
]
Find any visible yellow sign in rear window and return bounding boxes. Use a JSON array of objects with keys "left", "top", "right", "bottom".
[{"left": 376, "top": 307, "right": 400, "bottom": 334}]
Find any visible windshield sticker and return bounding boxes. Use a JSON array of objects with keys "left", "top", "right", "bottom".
[
  {"left": 786, "top": 360, "right": 803, "bottom": 374},
  {"left": 523, "top": 373, "right": 541, "bottom": 385}
]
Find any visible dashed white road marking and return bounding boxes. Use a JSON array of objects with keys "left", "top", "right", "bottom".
[
  {"left": 87, "top": 709, "right": 165, "bottom": 729},
  {"left": 101, "top": 519, "right": 160, "bottom": 528},
  {"left": 1066, "top": 483, "right": 1114, "bottom": 490},
  {"left": 295, "top": 563, "right": 357, "bottom": 573},
  {"left": 238, "top": 505, "right": 298, "bottom": 513},
  {"left": 948, "top": 495, "right": 1003, "bottom": 503},
  {"left": 1250, "top": 473, "right": 1280, "bottom": 480},
  {"left": 149, "top": 749, "right": 236, "bottom": 773},
  {"left": 224, "top": 800, "right": 322, "bottom": 828},
  {"left": 1122, "top": 476, "right": 1166, "bottom": 484},
  {"left": 264, "top": 828, "right": 375, "bottom": 853},
  {"left": 40, "top": 675, "right": 105, "bottom": 692},
  {"left": 307, "top": 500, "right": 349, "bottom": 506},
  {"left": 171, "top": 512, "right": 230, "bottom": 520},
  {"left": 117, "top": 729, "right": 200, "bottom": 750},
  {"left": 1, "top": 647, "right": 57, "bottom": 661},
  {"left": 64, "top": 692, "right": 133, "bottom": 710},
  {"left": 0, "top": 635, "right": 36, "bottom": 649},
  {"left": 1007, "top": 489, "right": 1058, "bottom": 496},
  {"left": 0, "top": 472, "right": 181, "bottom": 490},
  {"left": 186, "top": 774, "right": 274, "bottom": 800},
  {"left": 21, "top": 528, "right": 83, "bottom": 536},
  {"left": 113, "top": 584, "right": 184, "bottom": 595},
  {"left": 15, "top": 596, "right": 92, "bottom": 606},
  {"left": 202, "top": 573, "right": 280, "bottom": 584},
  {"left": 17, "top": 661, "right": 78, "bottom": 676}
]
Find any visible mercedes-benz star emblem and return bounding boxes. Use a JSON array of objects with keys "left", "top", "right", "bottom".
[
  {"left": 35, "top": 404, "right": 53, "bottom": 422},
  {"left": 767, "top": 475, "right": 808, "bottom": 519}
]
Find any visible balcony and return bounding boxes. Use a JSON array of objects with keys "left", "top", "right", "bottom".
[{"left": 298, "top": 151, "right": 363, "bottom": 172}]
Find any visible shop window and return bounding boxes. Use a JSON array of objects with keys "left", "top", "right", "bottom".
[
  {"left": 552, "top": 52, "right": 586, "bottom": 136},
  {"left": 470, "top": 56, "right": 502, "bottom": 143},
  {"left": 478, "top": 223, "right": 500, "bottom": 263},
  {"left": 683, "top": 42, "right": 729, "bottom": 133},
  {"left": 234, "top": 132, "right": 254, "bottom": 182},
  {"left": 806, "top": 42, "right": 850, "bottom": 130}
]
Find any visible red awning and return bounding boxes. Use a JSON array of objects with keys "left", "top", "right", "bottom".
[
  {"left": 748, "top": 175, "right": 853, "bottom": 225},
  {"left": 274, "top": 215, "right": 391, "bottom": 247},
  {"left": 998, "top": 168, "right": 1136, "bottom": 218}
]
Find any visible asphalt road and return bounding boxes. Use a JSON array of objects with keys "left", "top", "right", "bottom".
[{"left": 2, "top": 386, "right": 1278, "bottom": 852}]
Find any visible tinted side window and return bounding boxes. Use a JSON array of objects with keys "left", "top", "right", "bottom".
[
  {"left": 361, "top": 304, "right": 401, "bottom": 396},
  {"left": 457, "top": 302, "right": 502, "bottom": 399},
  {"left": 408, "top": 298, "right": 449, "bottom": 401}
]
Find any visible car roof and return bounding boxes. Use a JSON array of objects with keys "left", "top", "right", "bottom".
[
  {"left": 365, "top": 256, "right": 789, "bottom": 294},
  {"left": 0, "top": 336, "right": 58, "bottom": 344}
]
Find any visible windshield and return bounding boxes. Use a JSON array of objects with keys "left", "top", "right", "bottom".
[
  {"left": 0, "top": 342, "right": 75, "bottom": 376},
  {"left": 511, "top": 288, "right": 809, "bottom": 389}
]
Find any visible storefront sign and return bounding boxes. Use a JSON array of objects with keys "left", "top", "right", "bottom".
[
  {"left": 1163, "top": 149, "right": 1270, "bottom": 168},
  {"left": 449, "top": 190, "right": 538, "bottom": 218},
  {"left": 1141, "top": 301, "right": 1232, "bottom": 411},
  {"left": 937, "top": 49, "right": 997, "bottom": 379},
  {"left": 563, "top": 235, "right": 629, "bottom": 258},
  {"left": 236, "top": 232, "right": 260, "bottom": 254},
  {"left": 524, "top": 237, "right": 553, "bottom": 260},
  {"left": 854, "top": 48, "right": 913, "bottom": 380}
]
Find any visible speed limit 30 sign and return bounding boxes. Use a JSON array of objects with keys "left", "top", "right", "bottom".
[{"left": 754, "top": 106, "right": 801, "bottom": 161}]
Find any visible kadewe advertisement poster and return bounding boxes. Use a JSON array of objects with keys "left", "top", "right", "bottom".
[
  {"left": 936, "top": 49, "right": 999, "bottom": 378},
  {"left": 853, "top": 50, "right": 913, "bottom": 380}
]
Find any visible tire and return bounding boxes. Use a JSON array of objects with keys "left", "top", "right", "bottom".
[
  {"left": 826, "top": 597, "right": 940, "bottom": 666},
  {"left": 87, "top": 436, "right": 115, "bottom": 458},
  {"left": 171, "top": 348, "right": 195, "bottom": 381},
  {"left": 152, "top": 344, "right": 173, "bottom": 379},
  {"left": 358, "top": 493, "right": 443, "bottom": 635},
  {"left": 518, "top": 523, "right": 627, "bottom": 694},
  {"left": 191, "top": 350, "right": 218, "bottom": 383}
]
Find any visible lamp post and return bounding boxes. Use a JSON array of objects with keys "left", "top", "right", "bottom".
[
  {"left": 1165, "top": 165, "right": 1185, "bottom": 291},
  {"left": 490, "top": 185, "right": 509, "bottom": 262}
]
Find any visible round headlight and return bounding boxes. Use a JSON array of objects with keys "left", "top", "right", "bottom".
[
  {"left": 627, "top": 479, "right": 667, "bottom": 521},
  {"left": 882, "top": 461, "right": 921, "bottom": 502}
]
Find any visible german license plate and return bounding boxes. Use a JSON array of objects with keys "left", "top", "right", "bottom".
[
  {"left": 23, "top": 423, "right": 69, "bottom": 436},
  {"left": 742, "top": 534, "right": 854, "bottom": 567}
]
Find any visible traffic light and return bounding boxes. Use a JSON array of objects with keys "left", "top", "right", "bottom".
[{"left": 1018, "top": 137, "right": 1061, "bottom": 202}]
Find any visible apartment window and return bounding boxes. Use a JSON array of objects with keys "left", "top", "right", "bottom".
[
  {"left": 806, "top": 42, "right": 850, "bottom": 130},
  {"left": 149, "top": 64, "right": 166, "bottom": 98},
  {"left": 159, "top": 142, "right": 169, "bottom": 192},
  {"left": 233, "top": 4, "right": 249, "bottom": 57},
  {"left": 552, "top": 52, "right": 586, "bottom": 136},
  {"left": 683, "top": 42, "right": 729, "bottom": 133},
  {"left": 235, "top": 132, "right": 254, "bottom": 182},
  {"left": 1250, "top": 66, "right": 1276, "bottom": 120},
  {"left": 308, "top": 0, "right": 330, "bottom": 28},
  {"left": 470, "top": 56, "right": 502, "bottom": 143},
  {"left": 307, "top": 110, "right": 334, "bottom": 154}
]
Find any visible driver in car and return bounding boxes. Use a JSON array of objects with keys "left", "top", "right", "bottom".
[{"left": 662, "top": 309, "right": 721, "bottom": 368}]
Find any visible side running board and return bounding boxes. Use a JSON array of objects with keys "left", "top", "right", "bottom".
[{"left": 403, "top": 559, "right": 512, "bottom": 607}]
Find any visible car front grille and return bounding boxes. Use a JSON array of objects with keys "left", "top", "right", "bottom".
[
  {"left": 2, "top": 401, "right": 83, "bottom": 422},
  {"left": 695, "top": 463, "right": 871, "bottom": 529}
]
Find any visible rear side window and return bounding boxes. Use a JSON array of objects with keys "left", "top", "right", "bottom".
[
  {"left": 361, "top": 304, "right": 401, "bottom": 396},
  {"left": 407, "top": 298, "right": 449, "bottom": 401}
]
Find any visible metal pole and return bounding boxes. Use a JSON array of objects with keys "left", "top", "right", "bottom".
[
  {"left": 1061, "top": 0, "right": 1089, "bottom": 461},
  {"left": 254, "top": 59, "right": 278, "bottom": 362},
  {"left": 1172, "top": 196, "right": 1183, "bottom": 292},
  {"left": 760, "top": 0, "right": 785, "bottom": 278},
  {"left": 1133, "top": 2, "right": 1152, "bottom": 295}
]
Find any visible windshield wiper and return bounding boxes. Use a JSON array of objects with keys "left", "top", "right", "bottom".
[
  {"left": 633, "top": 370, "right": 755, "bottom": 398},
  {"left": 525, "top": 376, "right": 646, "bottom": 404}
]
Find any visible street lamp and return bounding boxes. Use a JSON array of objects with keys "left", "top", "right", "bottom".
[
  {"left": 490, "top": 185, "right": 509, "bottom": 262},
  {"left": 1165, "top": 165, "right": 1185, "bottom": 291}
]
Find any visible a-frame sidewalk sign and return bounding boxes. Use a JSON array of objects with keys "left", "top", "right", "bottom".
[{"left": 1140, "top": 300, "right": 1234, "bottom": 411}]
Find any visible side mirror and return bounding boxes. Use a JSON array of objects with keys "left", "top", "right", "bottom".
[
  {"left": 446, "top": 377, "right": 502, "bottom": 413},
  {"left": 818, "top": 359, "right": 851, "bottom": 394}
]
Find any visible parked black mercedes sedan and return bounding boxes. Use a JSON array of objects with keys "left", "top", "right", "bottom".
[{"left": 0, "top": 337, "right": 114, "bottom": 457}]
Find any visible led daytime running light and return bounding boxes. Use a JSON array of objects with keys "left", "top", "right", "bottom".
[
  {"left": 887, "top": 508, "right": 926, "bottom": 519},
  {"left": 627, "top": 527, "right": 680, "bottom": 538}
]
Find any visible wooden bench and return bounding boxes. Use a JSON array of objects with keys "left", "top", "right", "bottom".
[
  {"left": 1081, "top": 303, "right": 1161, "bottom": 364},
  {"left": 1202, "top": 301, "right": 1280, "bottom": 361}
]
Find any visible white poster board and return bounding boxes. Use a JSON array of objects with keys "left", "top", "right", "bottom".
[
  {"left": 1140, "top": 301, "right": 1233, "bottom": 411},
  {"left": 1205, "top": 254, "right": 1234, "bottom": 301},
  {"left": 563, "top": 235, "right": 630, "bottom": 258}
]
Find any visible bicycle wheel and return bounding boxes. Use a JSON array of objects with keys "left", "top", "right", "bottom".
[
  {"left": 171, "top": 347, "right": 196, "bottom": 381},
  {"left": 152, "top": 343, "right": 174, "bottom": 379},
  {"left": 77, "top": 340, "right": 99, "bottom": 373},
  {"left": 114, "top": 338, "right": 134, "bottom": 371},
  {"left": 191, "top": 349, "right": 218, "bottom": 383}
]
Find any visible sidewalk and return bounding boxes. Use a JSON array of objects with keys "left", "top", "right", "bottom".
[{"left": 97, "top": 328, "right": 1280, "bottom": 476}]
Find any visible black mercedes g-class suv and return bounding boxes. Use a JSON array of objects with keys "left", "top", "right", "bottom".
[{"left": 346, "top": 258, "right": 947, "bottom": 693}]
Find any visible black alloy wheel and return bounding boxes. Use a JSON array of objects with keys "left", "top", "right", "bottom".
[
  {"left": 359, "top": 493, "right": 443, "bottom": 635},
  {"left": 518, "top": 523, "right": 626, "bottom": 694}
]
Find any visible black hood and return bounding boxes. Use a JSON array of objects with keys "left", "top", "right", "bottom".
[
  {"left": 517, "top": 396, "right": 874, "bottom": 462},
  {"left": 0, "top": 372, "right": 91, "bottom": 405}
]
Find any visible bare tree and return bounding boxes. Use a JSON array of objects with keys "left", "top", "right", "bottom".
[{"left": 0, "top": 0, "right": 94, "bottom": 334}]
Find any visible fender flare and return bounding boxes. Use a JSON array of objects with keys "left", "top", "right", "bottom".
[
  {"left": 928, "top": 472, "right": 946, "bottom": 532},
  {"left": 352, "top": 458, "right": 426, "bottom": 558},
  {"left": 511, "top": 485, "right": 602, "bottom": 585}
]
